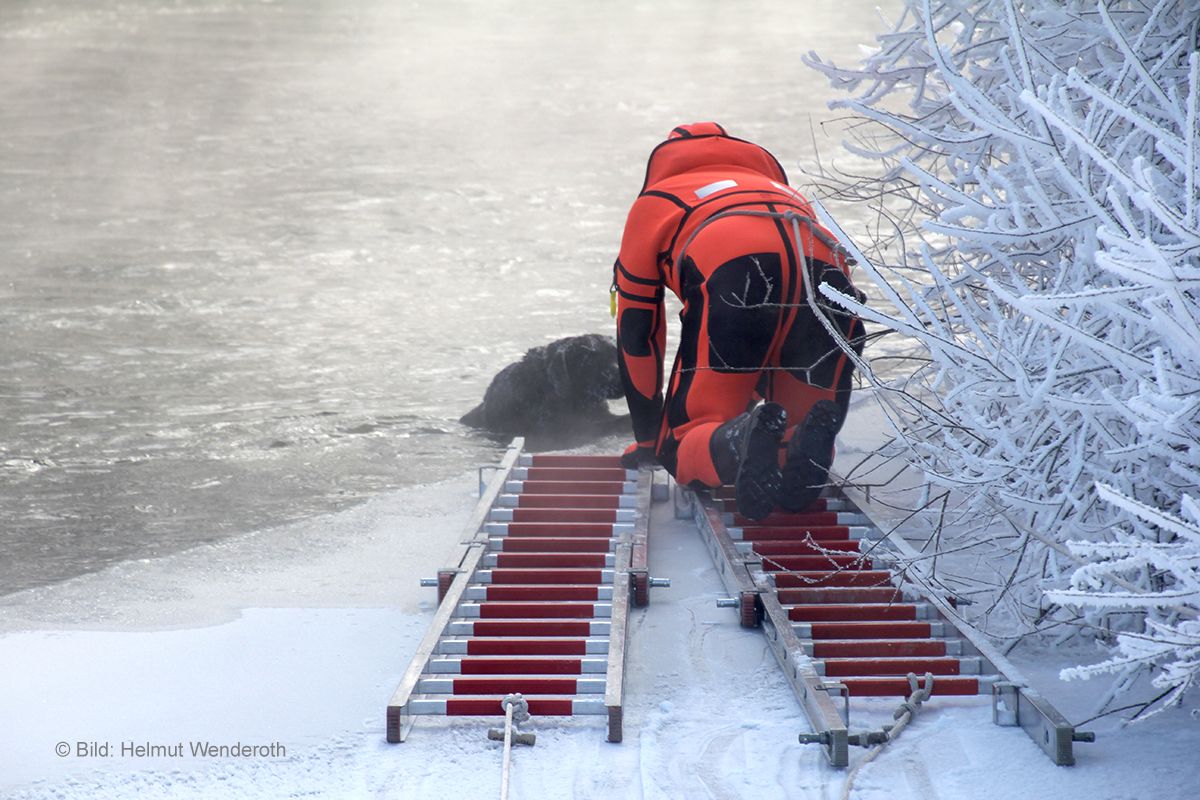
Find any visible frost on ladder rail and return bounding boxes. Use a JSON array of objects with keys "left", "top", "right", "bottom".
[{"left": 386, "top": 439, "right": 658, "bottom": 744}]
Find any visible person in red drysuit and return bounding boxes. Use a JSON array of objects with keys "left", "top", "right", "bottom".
[{"left": 613, "top": 122, "right": 865, "bottom": 520}]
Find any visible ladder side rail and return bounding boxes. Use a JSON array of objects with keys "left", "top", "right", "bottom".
[
  {"left": 628, "top": 471, "right": 653, "bottom": 603},
  {"left": 387, "top": 542, "right": 488, "bottom": 742},
  {"left": 606, "top": 470, "right": 654, "bottom": 739},
  {"left": 386, "top": 438, "right": 527, "bottom": 743},
  {"left": 691, "top": 492, "right": 850, "bottom": 766},
  {"left": 463, "top": 437, "right": 527, "bottom": 545},
  {"left": 690, "top": 491, "right": 760, "bottom": 618},
  {"left": 758, "top": 588, "right": 851, "bottom": 767},
  {"left": 606, "top": 547, "right": 632, "bottom": 743}
]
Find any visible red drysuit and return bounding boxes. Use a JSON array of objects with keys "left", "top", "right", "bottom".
[{"left": 614, "top": 122, "right": 863, "bottom": 487}]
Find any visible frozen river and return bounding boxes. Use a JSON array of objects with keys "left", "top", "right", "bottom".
[{"left": 0, "top": 0, "right": 892, "bottom": 594}]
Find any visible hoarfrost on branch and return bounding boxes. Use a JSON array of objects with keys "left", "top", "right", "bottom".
[{"left": 806, "top": 1, "right": 1200, "bottom": 718}]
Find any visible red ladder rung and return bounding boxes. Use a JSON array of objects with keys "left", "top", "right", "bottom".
[
  {"left": 504, "top": 522, "right": 619, "bottom": 537},
  {"left": 822, "top": 657, "right": 962, "bottom": 677},
  {"left": 510, "top": 508, "right": 619, "bottom": 523},
  {"left": 730, "top": 500, "right": 830, "bottom": 520},
  {"left": 752, "top": 540, "right": 861, "bottom": 556},
  {"left": 788, "top": 604, "right": 917, "bottom": 622},
  {"left": 523, "top": 467, "right": 630, "bottom": 482},
  {"left": 464, "top": 638, "right": 590, "bottom": 656},
  {"left": 737, "top": 525, "right": 852, "bottom": 540},
  {"left": 485, "top": 568, "right": 605, "bottom": 584},
  {"left": 477, "top": 602, "right": 603, "bottom": 619},
  {"left": 839, "top": 676, "right": 980, "bottom": 696},
  {"left": 451, "top": 677, "right": 581, "bottom": 695},
  {"left": 773, "top": 570, "right": 894, "bottom": 588},
  {"left": 528, "top": 455, "right": 623, "bottom": 468},
  {"left": 519, "top": 480, "right": 626, "bottom": 495},
  {"left": 480, "top": 585, "right": 602, "bottom": 601},
  {"left": 808, "top": 621, "right": 932, "bottom": 639},
  {"left": 760, "top": 554, "right": 872, "bottom": 571},
  {"left": 471, "top": 620, "right": 594, "bottom": 637},
  {"left": 492, "top": 537, "right": 613, "bottom": 553},
  {"left": 778, "top": 587, "right": 903, "bottom": 604},
  {"left": 736, "top": 513, "right": 842, "bottom": 528},
  {"left": 715, "top": 487, "right": 826, "bottom": 508},
  {"left": 811, "top": 639, "right": 948, "bottom": 658},
  {"left": 446, "top": 698, "right": 577, "bottom": 716},
  {"left": 493, "top": 553, "right": 610, "bottom": 568},
  {"left": 459, "top": 657, "right": 585, "bottom": 675},
  {"left": 514, "top": 494, "right": 623, "bottom": 509}
]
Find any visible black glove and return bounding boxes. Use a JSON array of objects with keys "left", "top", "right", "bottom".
[{"left": 621, "top": 442, "right": 657, "bottom": 469}]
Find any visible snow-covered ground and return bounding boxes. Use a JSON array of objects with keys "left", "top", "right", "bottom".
[{"left": 3, "top": 391, "right": 1197, "bottom": 799}]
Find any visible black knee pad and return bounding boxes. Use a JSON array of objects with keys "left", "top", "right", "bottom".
[{"left": 705, "top": 252, "right": 783, "bottom": 373}]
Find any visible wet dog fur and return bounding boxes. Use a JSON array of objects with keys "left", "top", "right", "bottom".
[{"left": 461, "top": 334, "right": 628, "bottom": 446}]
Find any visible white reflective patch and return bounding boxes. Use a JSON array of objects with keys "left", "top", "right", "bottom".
[
  {"left": 771, "top": 180, "right": 801, "bottom": 197},
  {"left": 695, "top": 179, "right": 737, "bottom": 199}
]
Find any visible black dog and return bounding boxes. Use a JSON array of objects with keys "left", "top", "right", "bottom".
[{"left": 461, "top": 334, "right": 628, "bottom": 445}]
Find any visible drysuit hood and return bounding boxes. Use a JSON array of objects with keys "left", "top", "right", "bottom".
[{"left": 641, "top": 122, "right": 789, "bottom": 193}]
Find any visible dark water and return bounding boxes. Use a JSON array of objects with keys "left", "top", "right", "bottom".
[{"left": 0, "top": 0, "right": 891, "bottom": 595}]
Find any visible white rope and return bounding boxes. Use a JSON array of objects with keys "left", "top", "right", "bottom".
[
  {"left": 499, "top": 700, "right": 514, "bottom": 800},
  {"left": 840, "top": 672, "right": 935, "bottom": 800},
  {"left": 496, "top": 693, "right": 531, "bottom": 800}
]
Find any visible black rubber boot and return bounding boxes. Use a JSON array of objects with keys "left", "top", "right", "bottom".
[
  {"left": 780, "top": 399, "right": 844, "bottom": 513},
  {"left": 710, "top": 402, "right": 787, "bottom": 521}
]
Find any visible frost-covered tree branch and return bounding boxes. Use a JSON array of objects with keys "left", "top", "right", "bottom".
[
  {"left": 806, "top": 0, "right": 1200, "bottom": 718},
  {"left": 1048, "top": 485, "right": 1200, "bottom": 719}
]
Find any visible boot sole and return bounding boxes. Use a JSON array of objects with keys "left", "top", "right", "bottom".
[
  {"left": 780, "top": 400, "right": 843, "bottom": 512},
  {"left": 735, "top": 403, "right": 787, "bottom": 521}
]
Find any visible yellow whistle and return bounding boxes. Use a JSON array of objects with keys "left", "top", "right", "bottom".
[{"left": 610, "top": 289, "right": 617, "bottom": 318}]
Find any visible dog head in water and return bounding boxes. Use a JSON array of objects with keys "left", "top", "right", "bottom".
[
  {"left": 461, "top": 333, "right": 628, "bottom": 444},
  {"left": 545, "top": 333, "right": 623, "bottom": 406}
]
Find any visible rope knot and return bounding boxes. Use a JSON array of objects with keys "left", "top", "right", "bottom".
[{"left": 502, "top": 693, "right": 531, "bottom": 727}]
